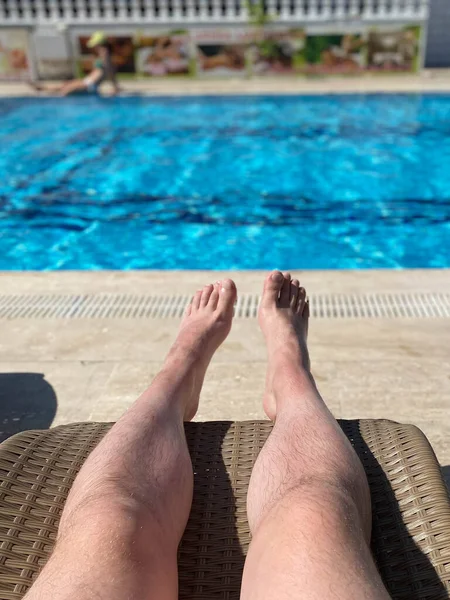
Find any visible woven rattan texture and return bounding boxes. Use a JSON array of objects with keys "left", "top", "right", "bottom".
[{"left": 0, "top": 420, "right": 449, "bottom": 600}]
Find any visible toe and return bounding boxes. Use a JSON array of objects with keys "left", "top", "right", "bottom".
[
  {"left": 262, "top": 270, "right": 284, "bottom": 306},
  {"left": 209, "top": 282, "right": 220, "bottom": 311},
  {"left": 192, "top": 289, "right": 203, "bottom": 311},
  {"left": 303, "top": 297, "right": 310, "bottom": 318},
  {"left": 297, "top": 286, "right": 307, "bottom": 313},
  {"left": 217, "top": 278, "right": 237, "bottom": 314},
  {"left": 290, "top": 278, "right": 300, "bottom": 308},
  {"left": 303, "top": 298, "right": 310, "bottom": 338},
  {"left": 200, "top": 284, "right": 214, "bottom": 307},
  {"left": 279, "top": 272, "right": 291, "bottom": 307}
]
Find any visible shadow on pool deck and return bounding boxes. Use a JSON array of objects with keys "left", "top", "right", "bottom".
[
  {"left": 0, "top": 373, "right": 57, "bottom": 442},
  {"left": 442, "top": 466, "right": 450, "bottom": 495}
]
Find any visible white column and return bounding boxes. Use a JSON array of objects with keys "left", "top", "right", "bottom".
[
  {"left": 320, "top": 0, "right": 332, "bottom": 20},
  {"left": 140, "top": 0, "right": 154, "bottom": 21},
  {"left": 32, "top": 0, "right": 43, "bottom": 24},
  {"left": 278, "top": 0, "right": 291, "bottom": 22},
  {"left": 129, "top": 0, "right": 142, "bottom": 22},
  {"left": 22, "top": 0, "right": 35, "bottom": 22},
  {"left": 7, "top": 0, "right": 22, "bottom": 24},
  {"left": 333, "top": 0, "right": 346, "bottom": 20},
  {"left": 404, "top": 0, "right": 415, "bottom": 19},
  {"left": 59, "top": 1, "right": 70, "bottom": 24},
  {"left": 197, "top": 0, "right": 209, "bottom": 22},
  {"left": 306, "top": 0, "right": 320, "bottom": 21},
  {"left": 76, "top": 0, "right": 90, "bottom": 23},
  {"left": 265, "top": 0, "right": 276, "bottom": 21},
  {"left": 158, "top": 0, "right": 170, "bottom": 22},
  {"left": 389, "top": 0, "right": 403, "bottom": 20},
  {"left": 211, "top": 0, "right": 222, "bottom": 21},
  {"left": 232, "top": 0, "right": 244, "bottom": 21},
  {"left": 183, "top": 0, "right": 196, "bottom": 22},
  {"left": 46, "top": 0, "right": 57, "bottom": 22},
  {"left": 102, "top": 0, "right": 115, "bottom": 21},
  {"left": 88, "top": 0, "right": 101, "bottom": 22},
  {"left": 377, "top": 0, "right": 390, "bottom": 20},
  {"left": 240, "top": 0, "right": 250, "bottom": 22},
  {"left": 171, "top": 0, "right": 184, "bottom": 21},
  {"left": 411, "top": 0, "right": 427, "bottom": 20},
  {"left": 347, "top": 0, "right": 360, "bottom": 18},
  {"left": 115, "top": 0, "right": 128, "bottom": 23},
  {"left": 361, "top": 0, "right": 376, "bottom": 20},
  {"left": 419, "top": 0, "right": 430, "bottom": 20},
  {"left": 229, "top": 0, "right": 242, "bottom": 22}
]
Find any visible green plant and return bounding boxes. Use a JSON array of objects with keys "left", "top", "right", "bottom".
[{"left": 246, "top": 0, "right": 272, "bottom": 28}]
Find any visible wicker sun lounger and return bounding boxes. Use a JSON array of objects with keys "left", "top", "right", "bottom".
[{"left": 0, "top": 419, "right": 450, "bottom": 600}]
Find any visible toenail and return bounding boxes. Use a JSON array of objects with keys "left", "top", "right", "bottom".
[
  {"left": 271, "top": 271, "right": 284, "bottom": 283},
  {"left": 221, "top": 279, "right": 233, "bottom": 290}
]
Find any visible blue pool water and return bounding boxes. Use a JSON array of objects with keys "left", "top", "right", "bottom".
[{"left": 1, "top": 94, "right": 449, "bottom": 270}]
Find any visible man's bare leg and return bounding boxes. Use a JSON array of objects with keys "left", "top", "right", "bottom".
[
  {"left": 241, "top": 271, "right": 390, "bottom": 600},
  {"left": 25, "top": 279, "right": 237, "bottom": 600}
]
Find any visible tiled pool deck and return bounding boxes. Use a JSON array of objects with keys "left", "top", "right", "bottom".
[
  {"left": 1, "top": 269, "right": 449, "bottom": 488},
  {"left": 3, "top": 70, "right": 450, "bottom": 96}
]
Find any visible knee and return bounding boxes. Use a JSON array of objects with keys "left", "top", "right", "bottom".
[
  {"left": 305, "top": 470, "right": 373, "bottom": 543},
  {"left": 271, "top": 477, "right": 371, "bottom": 543}
]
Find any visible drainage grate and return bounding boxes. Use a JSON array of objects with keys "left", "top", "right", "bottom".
[{"left": 0, "top": 293, "right": 449, "bottom": 319}]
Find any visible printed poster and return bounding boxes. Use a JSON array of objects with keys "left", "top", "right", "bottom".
[
  {"left": 192, "top": 29, "right": 253, "bottom": 76},
  {"left": 135, "top": 31, "right": 190, "bottom": 76},
  {"left": 252, "top": 29, "right": 307, "bottom": 75},
  {"left": 366, "top": 26, "right": 420, "bottom": 72},
  {"left": 78, "top": 36, "right": 136, "bottom": 75},
  {"left": 300, "top": 34, "right": 365, "bottom": 74},
  {"left": 0, "top": 29, "right": 30, "bottom": 80}
]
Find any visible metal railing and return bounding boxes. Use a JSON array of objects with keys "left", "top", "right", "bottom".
[{"left": 0, "top": 0, "right": 429, "bottom": 26}]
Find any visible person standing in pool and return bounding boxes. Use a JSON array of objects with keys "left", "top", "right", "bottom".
[{"left": 31, "top": 31, "right": 121, "bottom": 97}]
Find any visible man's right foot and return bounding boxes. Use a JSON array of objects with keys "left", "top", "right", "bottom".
[
  {"left": 158, "top": 278, "right": 237, "bottom": 421},
  {"left": 258, "top": 270, "right": 312, "bottom": 420}
]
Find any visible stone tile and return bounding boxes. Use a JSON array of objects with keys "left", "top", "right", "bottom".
[
  {"left": 3, "top": 316, "right": 448, "bottom": 365},
  {"left": 0, "top": 320, "right": 178, "bottom": 362},
  {"left": 315, "top": 359, "right": 450, "bottom": 406},
  {"left": 1, "top": 269, "right": 449, "bottom": 295},
  {"left": 88, "top": 362, "right": 160, "bottom": 422},
  {"left": 0, "top": 319, "right": 268, "bottom": 363},
  {"left": 88, "top": 359, "right": 340, "bottom": 423},
  {"left": 339, "top": 389, "right": 448, "bottom": 422},
  {"left": 3, "top": 72, "right": 450, "bottom": 99},
  {"left": 310, "top": 319, "right": 450, "bottom": 362},
  {"left": 198, "top": 362, "right": 270, "bottom": 421}
]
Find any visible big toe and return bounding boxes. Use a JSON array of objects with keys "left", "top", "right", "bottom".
[
  {"left": 261, "top": 270, "right": 284, "bottom": 306},
  {"left": 217, "top": 279, "right": 237, "bottom": 315}
]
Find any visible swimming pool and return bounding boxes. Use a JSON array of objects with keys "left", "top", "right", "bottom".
[{"left": 1, "top": 94, "right": 449, "bottom": 270}]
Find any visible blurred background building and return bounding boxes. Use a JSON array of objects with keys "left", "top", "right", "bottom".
[{"left": 1, "top": 0, "right": 447, "bottom": 81}]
